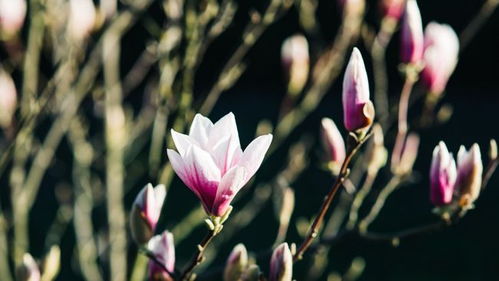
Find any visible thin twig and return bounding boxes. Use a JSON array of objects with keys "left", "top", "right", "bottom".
[{"left": 180, "top": 228, "right": 218, "bottom": 281}]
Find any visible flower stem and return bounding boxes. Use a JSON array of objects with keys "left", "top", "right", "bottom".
[{"left": 293, "top": 132, "right": 371, "bottom": 262}]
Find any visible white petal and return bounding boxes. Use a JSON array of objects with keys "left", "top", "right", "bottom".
[
  {"left": 189, "top": 113, "right": 213, "bottom": 146},
  {"left": 171, "top": 129, "right": 198, "bottom": 157},
  {"left": 238, "top": 134, "right": 273, "bottom": 181},
  {"left": 209, "top": 112, "right": 240, "bottom": 148}
]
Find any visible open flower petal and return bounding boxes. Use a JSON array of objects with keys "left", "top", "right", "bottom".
[{"left": 239, "top": 134, "right": 273, "bottom": 182}]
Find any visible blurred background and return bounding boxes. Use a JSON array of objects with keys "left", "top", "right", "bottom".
[{"left": 1, "top": 0, "right": 499, "bottom": 280}]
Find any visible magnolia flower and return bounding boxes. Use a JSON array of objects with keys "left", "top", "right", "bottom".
[
  {"left": 130, "top": 184, "right": 166, "bottom": 244},
  {"left": 147, "top": 231, "right": 175, "bottom": 281},
  {"left": 430, "top": 142, "right": 457, "bottom": 206},
  {"left": 68, "top": 0, "right": 96, "bottom": 41},
  {"left": 269, "top": 243, "right": 292, "bottom": 281},
  {"left": 0, "top": 70, "right": 17, "bottom": 128},
  {"left": 0, "top": 0, "right": 26, "bottom": 36},
  {"left": 456, "top": 144, "right": 483, "bottom": 207},
  {"left": 400, "top": 0, "right": 423, "bottom": 65},
  {"left": 16, "top": 253, "right": 40, "bottom": 281},
  {"left": 224, "top": 244, "right": 248, "bottom": 281},
  {"left": 167, "top": 113, "right": 272, "bottom": 217},
  {"left": 342, "top": 47, "right": 375, "bottom": 133},
  {"left": 321, "top": 117, "right": 346, "bottom": 170},
  {"left": 421, "top": 22, "right": 459, "bottom": 96},
  {"left": 281, "top": 34, "right": 309, "bottom": 95},
  {"left": 380, "top": 0, "right": 406, "bottom": 20}
]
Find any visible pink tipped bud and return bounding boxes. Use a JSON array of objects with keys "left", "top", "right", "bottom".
[
  {"left": 421, "top": 22, "right": 459, "bottom": 96},
  {"left": 391, "top": 133, "right": 420, "bottom": 175},
  {"left": 430, "top": 142, "right": 457, "bottom": 206},
  {"left": 147, "top": 231, "right": 175, "bottom": 281},
  {"left": 281, "top": 35, "right": 309, "bottom": 95},
  {"left": 68, "top": 0, "right": 96, "bottom": 41},
  {"left": 0, "top": 0, "right": 26, "bottom": 37},
  {"left": 456, "top": 144, "right": 483, "bottom": 208},
  {"left": 380, "top": 0, "right": 406, "bottom": 20},
  {"left": 0, "top": 70, "right": 17, "bottom": 128},
  {"left": 321, "top": 118, "right": 346, "bottom": 170},
  {"left": 342, "top": 47, "right": 375, "bottom": 133},
  {"left": 269, "top": 243, "right": 292, "bottom": 281},
  {"left": 224, "top": 244, "right": 248, "bottom": 281},
  {"left": 130, "top": 184, "right": 166, "bottom": 244},
  {"left": 400, "top": 0, "right": 423, "bottom": 64},
  {"left": 16, "top": 253, "right": 40, "bottom": 281}
]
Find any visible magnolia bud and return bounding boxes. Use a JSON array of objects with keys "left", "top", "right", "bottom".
[
  {"left": 430, "top": 142, "right": 457, "bottom": 206},
  {"left": 342, "top": 47, "right": 375, "bottom": 134},
  {"left": 68, "top": 0, "right": 96, "bottom": 41},
  {"left": 269, "top": 243, "right": 292, "bottom": 281},
  {"left": 0, "top": 69, "right": 17, "bottom": 128},
  {"left": 147, "top": 231, "right": 175, "bottom": 281},
  {"left": 456, "top": 144, "right": 483, "bottom": 208},
  {"left": 400, "top": 0, "right": 423, "bottom": 65},
  {"left": 40, "top": 246, "right": 61, "bottom": 281},
  {"left": 17, "top": 253, "right": 41, "bottom": 281},
  {"left": 130, "top": 184, "right": 166, "bottom": 244},
  {"left": 380, "top": 0, "right": 406, "bottom": 20},
  {"left": 321, "top": 118, "right": 346, "bottom": 172},
  {"left": 0, "top": 0, "right": 26, "bottom": 37},
  {"left": 281, "top": 34, "right": 309, "bottom": 95},
  {"left": 391, "top": 133, "right": 420, "bottom": 175},
  {"left": 421, "top": 22, "right": 459, "bottom": 96},
  {"left": 224, "top": 244, "right": 248, "bottom": 281},
  {"left": 365, "top": 124, "right": 387, "bottom": 174}
]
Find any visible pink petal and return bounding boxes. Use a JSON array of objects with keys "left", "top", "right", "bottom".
[
  {"left": 238, "top": 134, "right": 273, "bottom": 182},
  {"left": 211, "top": 166, "right": 246, "bottom": 216}
]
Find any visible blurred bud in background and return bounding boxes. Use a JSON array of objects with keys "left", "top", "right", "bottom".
[
  {"left": 147, "top": 231, "right": 175, "bottom": 281},
  {"left": 400, "top": 0, "right": 423, "bottom": 65},
  {"left": 68, "top": 0, "right": 97, "bottom": 42},
  {"left": 456, "top": 144, "right": 483, "bottom": 208},
  {"left": 269, "top": 243, "right": 292, "bottom": 281},
  {"left": 391, "top": 133, "right": 420, "bottom": 176},
  {"left": 365, "top": 124, "right": 387, "bottom": 175},
  {"left": 40, "top": 246, "right": 61, "bottom": 281},
  {"left": 342, "top": 47, "right": 375, "bottom": 135},
  {"left": 430, "top": 142, "right": 457, "bottom": 206},
  {"left": 224, "top": 244, "right": 248, "bottom": 281},
  {"left": 321, "top": 118, "right": 346, "bottom": 173},
  {"left": 0, "top": 0, "right": 26, "bottom": 38},
  {"left": 380, "top": 0, "right": 406, "bottom": 21},
  {"left": 0, "top": 69, "right": 17, "bottom": 128},
  {"left": 281, "top": 34, "right": 309, "bottom": 96},
  {"left": 421, "top": 22, "right": 459, "bottom": 97},
  {"left": 130, "top": 184, "right": 166, "bottom": 244},
  {"left": 337, "top": 0, "right": 365, "bottom": 20},
  {"left": 17, "top": 253, "right": 41, "bottom": 281},
  {"left": 241, "top": 264, "right": 261, "bottom": 281}
]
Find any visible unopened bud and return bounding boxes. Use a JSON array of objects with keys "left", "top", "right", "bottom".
[
  {"left": 40, "top": 246, "right": 60, "bottom": 281},
  {"left": 242, "top": 264, "right": 261, "bottom": 281},
  {"left": 130, "top": 184, "right": 166, "bottom": 244},
  {"left": 489, "top": 139, "right": 497, "bottom": 160},
  {"left": 147, "top": 231, "right": 175, "bottom": 281},
  {"left": 0, "top": 69, "right": 17, "bottom": 128},
  {"left": 342, "top": 47, "right": 375, "bottom": 134},
  {"left": 0, "top": 0, "right": 26, "bottom": 37},
  {"left": 281, "top": 34, "right": 309, "bottom": 95},
  {"left": 430, "top": 142, "right": 456, "bottom": 206},
  {"left": 17, "top": 253, "right": 41, "bottom": 281},
  {"left": 400, "top": 0, "right": 423, "bottom": 65},
  {"left": 456, "top": 144, "right": 483, "bottom": 208},
  {"left": 224, "top": 244, "right": 248, "bottom": 281},
  {"left": 269, "top": 243, "right": 292, "bottom": 281},
  {"left": 68, "top": 0, "right": 96, "bottom": 41},
  {"left": 321, "top": 118, "right": 346, "bottom": 173}
]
